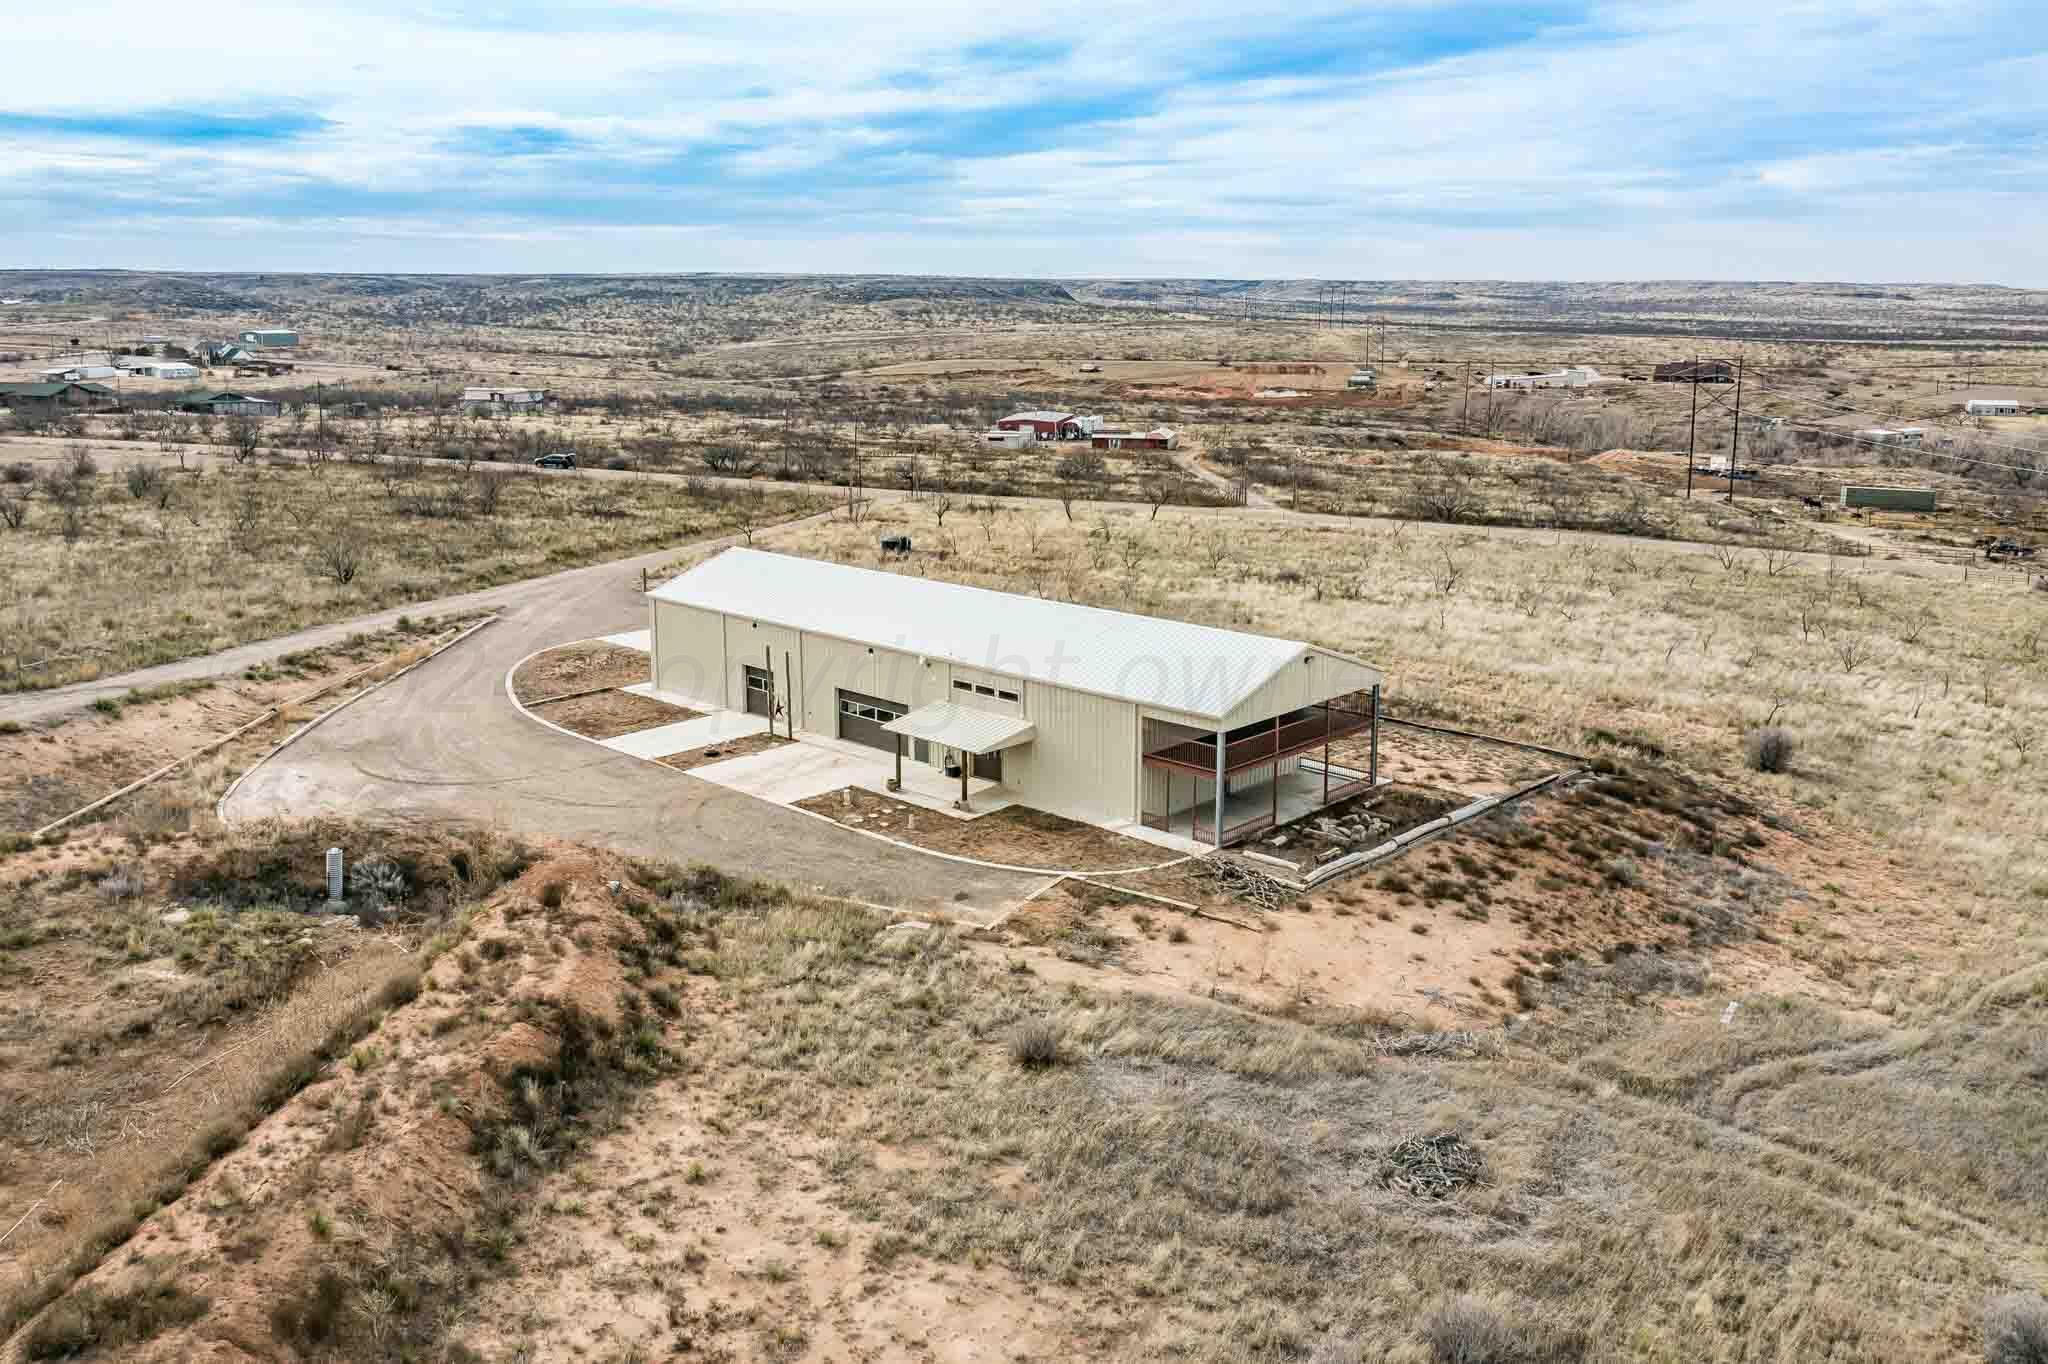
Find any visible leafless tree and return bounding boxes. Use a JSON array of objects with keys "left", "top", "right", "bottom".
[
  {"left": 1117, "top": 530, "right": 1149, "bottom": 576},
  {"left": 314, "top": 523, "right": 369, "bottom": 585},
  {"left": 472, "top": 465, "right": 513, "bottom": 515},
  {"left": 930, "top": 492, "right": 952, "bottom": 528},
  {"left": 1429, "top": 546, "right": 1466, "bottom": 596},
  {"left": 1832, "top": 635, "right": 1872, "bottom": 675},
  {"left": 1141, "top": 473, "right": 1180, "bottom": 520},
  {"left": 223, "top": 415, "right": 262, "bottom": 465},
  {"left": 732, "top": 488, "right": 764, "bottom": 545},
  {"left": 1055, "top": 482, "right": 1079, "bottom": 522},
  {"left": 975, "top": 498, "right": 999, "bottom": 545},
  {"left": 2010, "top": 724, "right": 2039, "bottom": 765},
  {"left": 0, "top": 494, "right": 26, "bottom": 530},
  {"left": 229, "top": 487, "right": 269, "bottom": 556},
  {"left": 1200, "top": 527, "right": 1232, "bottom": 572},
  {"left": 124, "top": 462, "right": 164, "bottom": 500}
]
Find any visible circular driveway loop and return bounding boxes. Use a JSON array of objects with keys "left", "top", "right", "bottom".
[{"left": 222, "top": 554, "right": 1046, "bottom": 922}]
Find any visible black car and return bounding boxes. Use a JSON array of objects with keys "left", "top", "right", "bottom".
[{"left": 533, "top": 452, "right": 576, "bottom": 469}]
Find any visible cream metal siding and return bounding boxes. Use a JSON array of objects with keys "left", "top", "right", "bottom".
[
  {"left": 1221, "top": 650, "right": 1381, "bottom": 731},
  {"left": 947, "top": 665, "right": 1025, "bottom": 715},
  {"left": 652, "top": 602, "right": 728, "bottom": 707},
  {"left": 796, "top": 633, "right": 878, "bottom": 733},
  {"left": 1003, "top": 681, "right": 1138, "bottom": 825},
  {"left": 726, "top": 618, "right": 803, "bottom": 728}
]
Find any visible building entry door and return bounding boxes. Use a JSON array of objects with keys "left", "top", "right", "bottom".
[{"left": 743, "top": 665, "right": 773, "bottom": 718}]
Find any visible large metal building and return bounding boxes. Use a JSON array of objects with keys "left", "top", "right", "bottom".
[{"left": 647, "top": 549, "right": 1385, "bottom": 844}]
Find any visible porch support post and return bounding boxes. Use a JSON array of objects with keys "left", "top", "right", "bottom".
[
  {"left": 1211, "top": 727, "right": 1225, "bottom": 846},
  {"left": 1270, "top": 714, "right": 1280, "bottom": 832},
  {"left": 1370, "top": 684, "right": 1381, "bottom": 785},
  {"left": 1322, "top": 698, "right": 1333, "bottom": 805},
  {"left": 960, "top": 755, "right": 969, "bottom": 811},
  {"left": 894, "top": 731, "right": 903, "bottom": 789}
]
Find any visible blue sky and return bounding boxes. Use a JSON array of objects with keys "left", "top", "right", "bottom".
[{"left": 2, "top": 0, "right": 2045, "bottom": 281}]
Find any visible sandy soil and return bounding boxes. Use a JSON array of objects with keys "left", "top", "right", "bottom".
[
  {"left": 0, "top": 625, "right": 457, "bottom": 835},
  {"left": 795, "top": 788, "right": 1181, "bottom": 873},
  {"left": 510, "top": 641, "right": 650, "bottom": 704},
  {"left": 448, "top": 1070, "right": 1098, "bottom": 1362},
  {"left": 976, "top": 759, "right": 1863, "bottom": 1026},
  {"left": 1368, "top": 724, "right": 1563, "bottom": 795},
  {"left": 655, "top": 729, "right": 791, "bottom": 771},
  {"left": 531, "top": 689, "right": 698, "bottom": 740}
]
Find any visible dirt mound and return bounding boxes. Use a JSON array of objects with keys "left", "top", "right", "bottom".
[{"left": 3, "top": 844, "right": 708, "bottom": 1364}]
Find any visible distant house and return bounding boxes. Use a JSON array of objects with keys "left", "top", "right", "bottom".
[
  {"left": 1346, "top": 369, "right": 1376, "bottom": 390},
  {"left": 133, "top": 361, "right": 200, "bottom": 381},
  {"left": 239, "top": 329, "right": 300, "bottom": 349},
  {"left": 201, "top": 341, "right": 249, "bottom": 366},
  {"left": 233, "top": 359, "right": 297, "bottom": 377},
  {"left": 1654, "top": 360, "right": 1735, "bottom": 384},
  {"left": 40, "top": 363, "right": 119, "bottom": 381},
  {"left": 994, "top": 410, "right": 1082, "bottom": 441},
  {"left": 461, "top": 386, "right": 547, "bottom": 411},
  {"left": 1965, "top": 398, "right": 2020, "bottom": 417},
  {"left": 980, "top": 428, "right": 1036, "bottom": 450},
  {"left": 1090, "top": 427, "right": 1177, "bottom": 451},
  {"left": 0, "top": 381, "right": 118, "bottom": 416},
  {"left": 180, "top": 391, "right": 282, "bottom": 418},
  {"left": 1488, "top": 366, "right": 1600, "bottom": 390},
  {"left": 1853, "top": 427, "right": 1923, "bottom": 449},
  {"left": 1842, "top": 485, "right": 1937, "bottom": 512}
]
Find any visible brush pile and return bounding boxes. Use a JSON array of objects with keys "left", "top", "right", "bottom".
[
  {"left": 1379, "top": 1132, "right": 1486, "bottom": 1199},
  {"left": 1198, "top": 856, "right": 1294, "bottom": 909}
]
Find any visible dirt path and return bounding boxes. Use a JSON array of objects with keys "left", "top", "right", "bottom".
[{"left": 217, "top": 518, "right": 1045, "bottom": 920}]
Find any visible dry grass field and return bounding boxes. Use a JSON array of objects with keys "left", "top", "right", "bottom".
[
  {"left": 2, "top": 274, "right": 2047, "bottom": 1362},
  {"left": 0, "top": 452, "right": 823, "bottom": 691},
  {"left": 757, "top": 499, "right": 2047, "bottom": 910}
]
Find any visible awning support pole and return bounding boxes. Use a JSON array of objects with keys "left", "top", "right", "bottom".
[
  {"left": 959, "top": 756, "right": 969, "bottom": 811},
  {"left": 1370, "top": 685, "right": 1381, "bottom": 785},
  {"left": 1322, "top": 699, "right": 1332, "bottom": 805},
  {"left": 894, "top": 732, "right": 903, "bottom": 790},
  {"left": 1270, "top": 714, "right": 1280, "bottom": 833},
  {"left": 1211, "top": 727, "right": 1224, "bottom": 846}
]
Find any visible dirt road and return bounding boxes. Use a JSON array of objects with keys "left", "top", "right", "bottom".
[{"left": 217, "top": 534, "right": 1046, "bottom": 919}]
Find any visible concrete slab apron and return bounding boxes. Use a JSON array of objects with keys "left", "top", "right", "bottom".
[
  {"left": 220, "top": 574, "right": 1047, "bottom": 922},
  {"left": 600, "top": 710, "right": 768, "bottom": 759}
]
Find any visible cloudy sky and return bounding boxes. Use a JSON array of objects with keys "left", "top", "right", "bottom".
[{"left": 3, "top": 1, "right": 2044, "bottom": 281}]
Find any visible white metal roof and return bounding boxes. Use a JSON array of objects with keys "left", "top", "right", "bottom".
[
  {"left": 650, "top": 548, "right": 1378, "bottom": 719},
  {"left": 883, "top": 702, "right": 1036, "bottom": 754}
]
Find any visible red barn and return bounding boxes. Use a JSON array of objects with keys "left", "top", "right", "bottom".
[{"left": 995, "top": 410, "right": 1082, "bottom": 440}]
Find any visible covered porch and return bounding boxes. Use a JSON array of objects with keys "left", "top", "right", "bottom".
[
  {"left": 1141, "top": 687, "right": 1380, "bottom": 846},
  {"left": 884, "top": 701, "right": 1037, "bottom": 812}
]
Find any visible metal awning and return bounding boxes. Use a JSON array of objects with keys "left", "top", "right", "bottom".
[{"left": 883, "top": 702, "right": 1036, "bottom": 755}]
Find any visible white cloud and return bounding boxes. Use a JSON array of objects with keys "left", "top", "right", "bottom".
[{"left": 2, "top": 0, "right": 2044, "bottom": 279}]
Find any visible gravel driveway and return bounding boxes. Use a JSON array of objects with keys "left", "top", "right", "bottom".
[{"left": 221, "top": 534, "right": 1048, "bottom": 921}]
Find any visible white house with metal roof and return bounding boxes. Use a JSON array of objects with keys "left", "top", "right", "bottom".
[{"left": 646, "top": 548, "right": 1385, "bottom": 844}]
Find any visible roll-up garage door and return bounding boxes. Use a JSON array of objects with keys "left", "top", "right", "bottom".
[{"left": 836, "top": 688, "right": 907, "bottom": 753}]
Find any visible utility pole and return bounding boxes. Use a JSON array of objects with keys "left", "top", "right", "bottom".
[
  {"left": 1460, "top": 355, "right": 1471, "bottom": 435},
  {"left": 1727, "top": 357, "right": 1744, "bottom": 503},
  {"left": 1684, "top": 354, "right": 1700, "bottom": 499}
]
